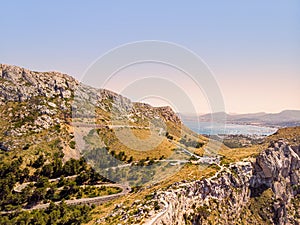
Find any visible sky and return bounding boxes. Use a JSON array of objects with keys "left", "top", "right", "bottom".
[{"left": 1, "top": 1, "right": 300, "bottom": 114}]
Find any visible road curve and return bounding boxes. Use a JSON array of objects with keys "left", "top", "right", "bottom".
[
  {"left": 2, "top": 183, "right": 131, "bottom": 214},
  {"left": 28, "top": 183, "right": 131, "bottom": 210}
]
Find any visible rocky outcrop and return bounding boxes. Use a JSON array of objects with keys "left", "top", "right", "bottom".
[
  {"left": 251, "top": 141, "right": 300, "bottom": 224},
  {"left": 148, "top": 162, "right": 252, "bottom": 225},
  {"left": 0, "top": 64, "right": 77, "bottom": 102},
  {"left": 0, "top": 64, "right": 181, "bottom": 126},
  {"left": 0, "top": 64, "right": 77, "bottom": 140},
  {"left": 148, "top": 141, "right": 300, "bottom": 225},
  {"left": 155, "top": 106, "right": 181, "bottom": 124}
]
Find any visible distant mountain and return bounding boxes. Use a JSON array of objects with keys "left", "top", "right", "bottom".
[{"left": 180, "top": 110, "right": 300, "bottom": 127}]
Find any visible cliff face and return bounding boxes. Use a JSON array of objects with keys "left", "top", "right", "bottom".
[
  {"left": 149, "top": 141, "right": 300, "bottom": 225},
  {"left": 0, "top": 64, "right": 77, "bottom": 154},
  {"left": 152, "top": 162, "right": 252, "bottom": 225},
  {"left": 0, "top": 64, "right": 77, "bottom": 102},
  {"left": 250, "top": 141, "right": 300, "bottom": 224},
  {"left": 0, "top": 64, "right": 181, "bottom": 126}
]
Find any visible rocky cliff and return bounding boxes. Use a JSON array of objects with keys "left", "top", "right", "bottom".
[
  {"left": 0, "top": 64, "right": 77, "bottom": 102},
  {"left": 0, "top": 64, "right": 77, "bottom": 155},
  {"left": 0, "top": 64, "right": 181, "bottom": 126},
  {"left": 146, "top": 141, "right": 300, "bottom": 225},
  {"left": 250, "top": 141, "right": 300, "bottom": 224}
]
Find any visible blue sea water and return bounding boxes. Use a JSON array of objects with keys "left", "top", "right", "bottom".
[{"left": 184, "top": 121, "right": 277, "bottom": 136}]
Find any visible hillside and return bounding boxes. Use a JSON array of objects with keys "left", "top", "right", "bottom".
[
  {"left": 97, "top": 127, "right": 300, "bottom": 224},
  {"left": 0, "top": 64, "right": 206, "bottom": 163},
  {"left": 0, "top": 64, "right": 212, "bottom": 224},
  {"left": 1, "top": 64, "right": 299, "bottom": 225}
]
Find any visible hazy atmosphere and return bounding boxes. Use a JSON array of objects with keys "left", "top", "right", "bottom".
[
  {"left": 1, "top": 2, "right": 300, "bottom": 224},
  {"left": 1, "top": 1, "right": 299, "bottom": 113}
]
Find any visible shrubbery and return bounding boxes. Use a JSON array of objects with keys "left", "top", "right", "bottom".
[
  {"left": 179, "top": 138, "right": 203, "bottom": 148},
  {"left": 0, "top": 156, "right": 106, "bottom": 212},
  {"left": 0, "top": 201, "right": 93, "bottom": 225}
]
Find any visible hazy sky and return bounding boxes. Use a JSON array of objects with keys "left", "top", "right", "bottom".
[{"left": 1, "top": 1, "right": 299, "bottom": 113}]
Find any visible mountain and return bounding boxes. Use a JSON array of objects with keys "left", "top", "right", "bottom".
[
  {"left": 0, "top": 64, "right": 204, "bottom": 160},
  {"left": 182, "top": 110, "right": 300, "bottom": 127},
  {"left": 0, "top": 64, "right": 299, "bottom": 225}
]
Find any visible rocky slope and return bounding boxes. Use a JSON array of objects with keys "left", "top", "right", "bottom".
[
  {"left": 0, "top": 64, "right": 76, "bottom": 159},
  {"left": 0, "top": 64, "right": 181, "bottom": 129},
  {"left": 0, "top": 64, "right": 191, "bottom": 162},
  {"left": 141, "top": 141, "right": 300, "bottom": 225}
]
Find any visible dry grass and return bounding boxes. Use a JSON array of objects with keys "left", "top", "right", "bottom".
[
  {"left": 166, "top": 163, "right": 219, "bottom": 182},
  {"left": 219, "top": 145, "right": 264, "bottom": 164},
  {"left": 111, "top": 137, "right": 176, "bottom": 160},
  {"left": 97, "top": 127, "right": 176, "bottom": 160},
  {"left": 266, "top": 126, "right": 300, "bottom": 145},
  {"left": 131, "top": 128, "right": 151, "bottom": 140}
]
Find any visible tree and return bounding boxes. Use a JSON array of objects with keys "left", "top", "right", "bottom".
[
  {"left": 63, "top": 159, "right": 81, "bottom": 176},
  {"left": 46, "top": 188, "right": 55, "bottom": 200},
  {"left": 58, "top": 175, "right": 66, "bottom": 187},
  {"left": 76, "top": 172, "right": 89, "bottom": 185},
  {"left": 28, "top": 187, "right": 46, "bottom": 204},
  {"left": 127, "top": 156, "right": 133, "bottom": 163},
  {"left": 159, "top": 155, "right": 165, "bottom": 160},
  {"left": 35, "top": 177, "right": 49, "bottom": 188},
  {"left": 148, "top": 159, "right": 155, "bottom": 165},
  {"left": 20, "top": 167, "right": 30, "bottom": 183},
  {"left": 52, "top": 159, "right": 63, "bottom": 177},
  {"left": 41, "top": 164, "right": 53, "bottom": 177},
  {"left": 32, "top": 155, "right": 45, "bottom": 168}
]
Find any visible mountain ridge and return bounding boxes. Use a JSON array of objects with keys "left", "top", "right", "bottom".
[{"left": 181, "top": 110, "right": 300, "bottom": 127}]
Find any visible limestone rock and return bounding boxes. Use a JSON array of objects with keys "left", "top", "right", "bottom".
[{"left": 142, "top": 141, "right": 300, "bottom": 225}]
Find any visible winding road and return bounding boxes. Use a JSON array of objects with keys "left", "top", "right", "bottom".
[
  {"left": 28, "top": 183, "right": 131, "bottom": 210},
  {"left": 6, "top": 126, "right": 219, "bottom": 218},
  {"left": 4, "top": 176, "right": 131, "bottom": 214}
]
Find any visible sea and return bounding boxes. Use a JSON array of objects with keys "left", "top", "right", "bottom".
[{"left": 183, "top": 121, "right": 277, "bottom": 136}]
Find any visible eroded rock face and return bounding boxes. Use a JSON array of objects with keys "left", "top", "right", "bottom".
[
  {"left": 0, "top": 64, "right": 77, "bottom": 102},
  {"left": 155, "top": 106, "right": 181, "bottom": 125},
  {"left": 1, "top": 64, "right": 182, "bottom": 128},
  {"left": 149, "top": 142, "right": 300, "bottom": 225},
  {"left": 151, "top": 162, "right": 253, "bottom": 225},
  {"left": 73, "top": 85, "right": 181, "bottom": 129},
  {"left": 251, "top": 142, "right": 300, "bottom": 189},
  {"left": 251, "top": 142, "right": 300, "bottom": 225}
]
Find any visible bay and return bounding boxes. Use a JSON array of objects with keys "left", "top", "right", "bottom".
[{"left": 183, "top": 121, "right": 277, "bottom": 136}]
